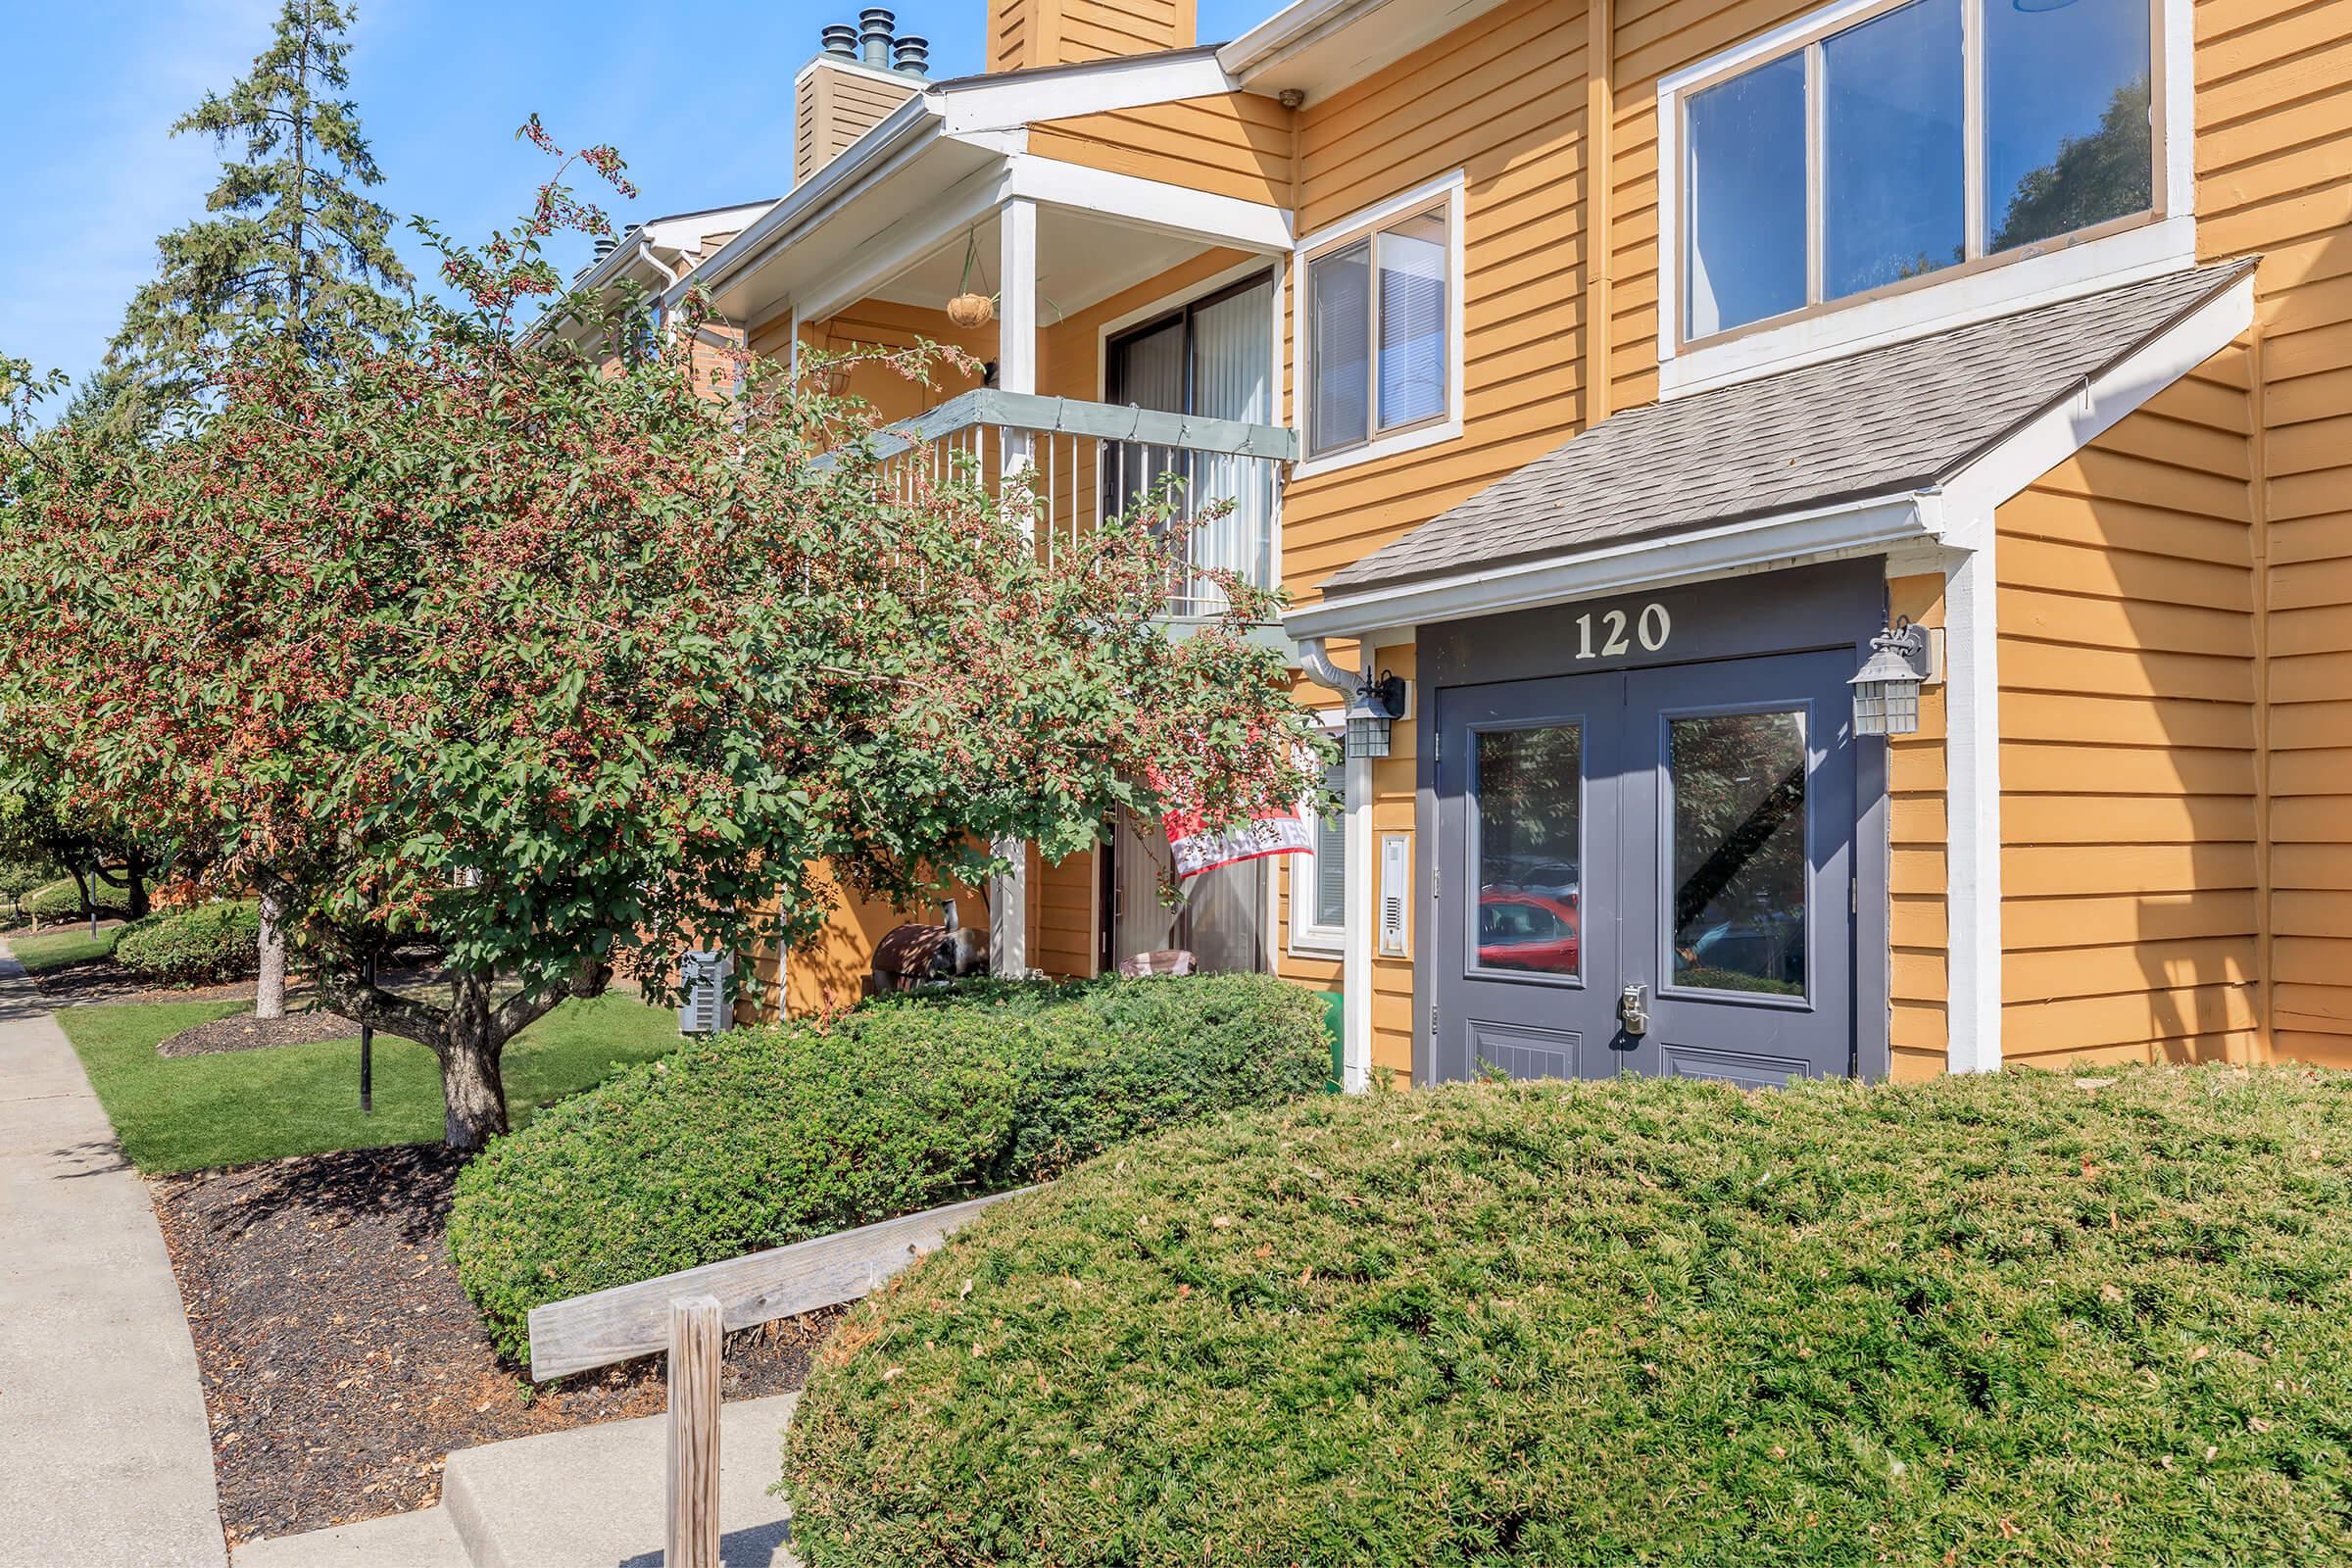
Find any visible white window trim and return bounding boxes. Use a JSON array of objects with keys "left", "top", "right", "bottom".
[
  {"left": 1655, "top": 0, "right": 2194, "bottom": 398},
  {"left": 1290, "top": 170, "right": 1467, "bottom": 481},
  {"left": 1288, "top": 717, "right": 1348, "bottom": 956}
]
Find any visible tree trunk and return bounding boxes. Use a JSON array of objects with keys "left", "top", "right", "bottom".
[
  {"left": 69, "top": 863, "right": 96, "bottom": 940},
  {"left": 124, "top": 849, "right": 150, "bottom": 921},
  {"left": 438, "top": 975, "right": 509, "bottom": 1152},
  {"left": 256, "top": 891, "right": 288, "bottom": 1020}
]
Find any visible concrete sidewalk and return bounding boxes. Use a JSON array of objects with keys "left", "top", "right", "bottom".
[{"left": 0, "top": 944, "right": 226, "bottom": 1567}]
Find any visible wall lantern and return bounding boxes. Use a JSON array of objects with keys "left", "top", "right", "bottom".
[
  {"left": 1849, "top": 619, "right": 1938, "bottom": 736},
  {"left": 1346, "top": 670, "right": 1409, "bottom": 760}
]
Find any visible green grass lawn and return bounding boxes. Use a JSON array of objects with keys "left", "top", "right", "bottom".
[
  {"left": 11, "top": 923, "right": 122, "bottom": 974},
  {"left": 59, "top": 992, "right": 681, "bottom": 1173}
]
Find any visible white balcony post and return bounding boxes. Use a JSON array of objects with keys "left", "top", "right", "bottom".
[{"left": 990, "top": 197, "right": 1039, "bottom": 979}]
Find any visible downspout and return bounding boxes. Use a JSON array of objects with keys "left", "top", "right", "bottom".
[{"left": 1298, "top": 636, "right": 1372, "bottom": 1092}]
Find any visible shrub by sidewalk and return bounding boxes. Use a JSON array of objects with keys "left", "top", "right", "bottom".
[
  {"left": 24, "top": 876, "right": 131, "bottom": 924},
  {"left": 449, "top": 974, "right": 1330, "bottom": 1362},
  {"left": 115, "top": 900, "right": 260, "bottom": 985},
  {"left": 784, "top": 1064, "right": 2352, "bottom": 1567}
]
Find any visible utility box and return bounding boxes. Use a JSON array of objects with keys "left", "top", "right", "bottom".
[{"left": 677, "top": 950, "right": 732, "bottom": 1037}]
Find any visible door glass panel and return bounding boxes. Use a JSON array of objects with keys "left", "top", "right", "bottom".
[
  {"left": 1668, "top": 710, "right": 1807, "bottom": 996},
  {"left": 1471, "top": 724, "right": 1582, "bottom": 977}
]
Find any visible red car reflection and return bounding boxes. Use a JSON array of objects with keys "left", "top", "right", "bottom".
[{"left": 1478, "top": 889, "right": 1581, "bottom": 974}]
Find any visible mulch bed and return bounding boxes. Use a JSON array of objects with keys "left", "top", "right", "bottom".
[
  {"left": 155, "top": 1009, "right": 369, "bottom": 1056},
  {"left": 151, "top": 1145, "right": 836, "bottom": 1546}
]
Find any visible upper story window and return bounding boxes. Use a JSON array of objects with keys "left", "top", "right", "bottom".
[
  {"left": 1294, "top": 172, "right": 1466, "bottom": 477},
  {"left": 1666, "top": 0, "right": 2170, "bottom": 367}
]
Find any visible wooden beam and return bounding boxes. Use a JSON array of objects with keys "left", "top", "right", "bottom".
[
  {"left": 666, "top": 1297, "right": 722, "bottom": 1568},
  {"left": 528, "top": 1188, "right": 1030, "bottom": 1380}
]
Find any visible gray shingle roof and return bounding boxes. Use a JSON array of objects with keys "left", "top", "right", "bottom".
[{"left": 1317, "top": 260, "right": 2257, "bottom": 599}]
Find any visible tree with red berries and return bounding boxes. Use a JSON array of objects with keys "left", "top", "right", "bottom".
[{"left": 0, "top": 129, "right": 1322, "bottom": 1151}]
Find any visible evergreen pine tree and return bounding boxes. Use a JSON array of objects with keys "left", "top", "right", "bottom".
[
  {"left": 76, "top": 1, "right": 414, "bottom": 1014},
  {"left": 78, "top": 0, "right": 413, "bottom": 436}
]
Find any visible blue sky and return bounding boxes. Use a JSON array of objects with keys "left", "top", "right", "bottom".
[{"left": 0, "top": 0, "right": 1264, "bottom": 393}]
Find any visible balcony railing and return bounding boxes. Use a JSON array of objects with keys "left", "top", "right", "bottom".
[{"left": 828, "top": 389, "right": 1298, "bottom": 620}]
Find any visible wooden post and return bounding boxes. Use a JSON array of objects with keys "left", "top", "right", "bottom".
[{"left": 665, "top": 1295, "right": 722, "bottom": 1568}]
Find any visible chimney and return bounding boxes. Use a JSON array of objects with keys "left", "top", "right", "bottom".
[
  {"left": 987, "top": 0, "right": 1196, "bottom": 73},
  {"left": 795, "top": 13, "right": 924, "bottom": 189},
  {"left": 593, "top": 234, "right": 617, "bottom": 263}
]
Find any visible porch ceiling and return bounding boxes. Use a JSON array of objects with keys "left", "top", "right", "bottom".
[{"left": 859, "top": 205, "right": 1238, "bottom": 324}]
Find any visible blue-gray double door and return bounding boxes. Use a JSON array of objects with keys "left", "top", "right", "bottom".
[{"left": 1432, "top": 648, "right": 1858, "bottom": 1085}]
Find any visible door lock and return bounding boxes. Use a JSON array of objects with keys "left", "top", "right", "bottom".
[{"left": 1618, "top": 984, "right": 1651, "bottom": 1038}]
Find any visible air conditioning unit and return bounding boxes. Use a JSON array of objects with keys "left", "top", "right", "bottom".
[{"left": 677, "top": 950, "right": 733, "bottom": 1037}]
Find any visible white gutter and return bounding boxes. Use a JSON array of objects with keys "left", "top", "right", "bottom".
[
  {"left": 663, "top": 92, "right": 945, "bottom": 313},
  {"left": 1218, "top": 0, "right": 1383, "bottom": 77}
]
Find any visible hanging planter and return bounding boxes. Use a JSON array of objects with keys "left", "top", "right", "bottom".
[{"left": 945, "top": 229, "right": 995, "bottom": 328}]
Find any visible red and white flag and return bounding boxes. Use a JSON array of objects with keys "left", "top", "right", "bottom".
[{"left": 1162, "top": 802, "right": 1311, "bottom": 878}]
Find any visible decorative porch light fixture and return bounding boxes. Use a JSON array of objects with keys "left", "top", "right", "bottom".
[
  {"left": 1346, "top": 670, "right": 1409, "bottom": 760},
  {"left": 1849, "top": 619, "right": 1936, "bottom": 736}
]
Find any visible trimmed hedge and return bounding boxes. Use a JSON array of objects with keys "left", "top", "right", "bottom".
[
  {"left": 24, "top": 876, "right": 130, "bottom": 922},
  {"left": 449, "top": 973, "right": 1330, "bottom": 1362},
  {"left": 0, "top": 859, "right": 55, "bottom": 904},
  {"left": 784, "top": 1065, "right": 2352, "bottom": 1568},
  {"left": 114, "top": 900, "right": 260, "bottom": 985}
]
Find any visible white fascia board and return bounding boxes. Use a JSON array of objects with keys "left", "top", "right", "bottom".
[
  {"left": 937, "top": 50, "right": 1239, "bottom": 134},
  {"left": 1004, "top": 154, "right": 1293, "bottom": 252},
  {"left": 662, "top": 94, "right": 944, "bottom": 313},
  {"left": 1937, "top": 270, "right": 2255, "bottom": 542},
  {"left": 639, "top": 203, "right": 777, "bottom": 253},
  {"left": 1221, "top": 0, "right": 1510, "bottom": 96},
  {"left": 1221, "top": 0, "right": 1370, "bottom": 76},
  {"left": 1286, "top": 491, "right": 1940, "bottom": 641}
]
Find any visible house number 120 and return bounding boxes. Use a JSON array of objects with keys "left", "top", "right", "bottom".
[{"left": 1574, "top": 603, "right": 1671, "bottom": 660}]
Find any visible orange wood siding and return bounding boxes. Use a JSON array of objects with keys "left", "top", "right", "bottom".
[
  {"left": 1275, "top": 670, "right": 1346, "bottom": 996},
  {"left": 1886, "top": 573, "right": 1948, "bottom": 1081},
  {"left": 988, "top": 0, "right": 1195, "bottom": 72},
  {"left": 1028, "top": 94, "right": 1295, "bottom": 207},
  {"left": 1285, "top": 0, "right": 1605, "bottom": 603},
  {"left": 1369, "top": 645, "right": 1420, "bottom": 1084},
  {"left": 2197, "top": 0, "right": 2352, "bottom": 1067},
  {"left": 1994, "top": 361, "right": 2264, "bottom": 1068},
  {"left": 759, "top": 298, "right": 993, "bottom": 420}
]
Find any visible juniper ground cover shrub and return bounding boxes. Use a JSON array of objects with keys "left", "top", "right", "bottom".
[{"left": 785, "top": 1064, "right": 2352, "bottom": 1568}]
